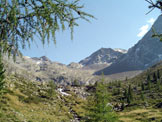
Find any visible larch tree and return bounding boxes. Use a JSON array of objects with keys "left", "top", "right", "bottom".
[
  {"left": 157, "top": 69, "right": 160, "bottom": 79},
  {"left": 0, "top": 57, "right": 6, "bottom": 95},
  {"left": 141, "top": 82, "right": 145, "bottom": 91},
  {"left": 153, "top": 72, "right": 157, "bottom": 82},
  {"left": 0, "top": 0, "right": 94, "bottom": 59},
  {"left": 85, "top": 77, "right": 118, "bottom": 122},
  {"left": 145, "top": 0, "right": 162, "bottom": 40}
]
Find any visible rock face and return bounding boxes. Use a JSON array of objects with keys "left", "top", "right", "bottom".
[
  {"left": 32, "top": 56, "right": 51, "bottom": 62},
  {"left": 95, "top": 15, "right": 162, "bottom": 75},
  {"left": 5, "top": 55, "right": 98, "bottom": 86},
  {"left": 68, "top": 62, "right": 83, "bottom": 69},
  {"left": 79, "top": 48, "right": 126, "bottom": 70}
]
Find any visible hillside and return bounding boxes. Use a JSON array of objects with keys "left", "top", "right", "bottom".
[
  {"left": 107, "top": 60, "right": 162, "bottom": 122},
  {"left": 0, "top": 74, "right": 88, "bottom": 122}
]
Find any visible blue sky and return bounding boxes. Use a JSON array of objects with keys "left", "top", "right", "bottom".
[{"left": 21, "top": 0, "right": 161, "bottom": 64}]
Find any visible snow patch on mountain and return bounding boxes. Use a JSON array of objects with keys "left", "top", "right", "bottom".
[
  {"left": 36, "top": 61, "right": 42, "bottom": 65},
  {"left": 24, "top": 56, "right": 31, "bottom": 59},
  {"left": 114, "top": 48, "right": 127, "bottom": 53},
  {"left": 79, "top": 48, "right": 127, "bottom": 70}
]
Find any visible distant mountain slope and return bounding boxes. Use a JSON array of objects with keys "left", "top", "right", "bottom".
[
  {"left": 4, "top": 55, "right": 101, "bottom": 85},
  {"left": 79, "top": 48, "right": 127, "bottom": 70},
  {"left": 95, "top": 15, "right": 162, "bottom": 75}
]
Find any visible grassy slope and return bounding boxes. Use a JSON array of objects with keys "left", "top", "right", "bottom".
[
  {"left": 107, "top": 62, "right": 162, "bottom": 122},
  {"left": 0, "top": 75, "right": 86, "bottom": 122},
  {"left": 119, "top": 108, "right": 162, "bottom": 122}
]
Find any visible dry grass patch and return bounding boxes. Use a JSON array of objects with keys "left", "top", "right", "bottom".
[{"left": 119, "top": 108, "right": 162, "bottom": 122}]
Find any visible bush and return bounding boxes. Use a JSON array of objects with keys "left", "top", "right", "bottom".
[{"left": 24, "top": 96, "right": 42, "bottom": 104}]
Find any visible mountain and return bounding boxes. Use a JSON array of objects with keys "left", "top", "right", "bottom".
[
  {"left": 79, "top": 48, "right": 127, "bottom": 70},
  {"left": 95, "top": 15, "right": 162, "bottom": 75},
  {"left": 4, "top": 55, "right": 100, "bottom": 86}
]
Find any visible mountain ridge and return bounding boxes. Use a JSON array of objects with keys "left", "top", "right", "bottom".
[
  {"left": 79, "top": 48, "right": 127, "bottom": 70},
  {"left": 95, "top": 15, "right": 162, "bottom": 75}
]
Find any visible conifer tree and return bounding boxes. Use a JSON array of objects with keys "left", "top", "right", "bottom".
[
  {"left": 124, "top": 85, "right": 133, "bottom": 104},
  {"left": 153, "top": 72, "right": 157, "bottom": 82},
  {"left": 125, "top": 77, "right": 128, "bottom": 81},
  {"left": 47, "top": 80, "right": 56, "bottom": 98},
  {"left": 147, "top": 80, "right": 151, "bottom": 90},
  {"left": 123, "top": 89, "right": 128, "bottom": 99},
  {"left": 121, "top": 102, "right": 125, "bottom": 111},
  {"left": 157, "top": 79, "right": 160, "bottom": 90},
  {"left": 147, "top": 74, "right": 151, "bottom": 81},
  {"left": 127, "top": 94, "right": 131, "bottom": 104},
  {"left": 140, "top": 92, "right": 145, "bottom": 101},
  {"left": 86, "top": 78, "right": 118, "bottom": 122},
  {"left": 128, "top": 85, "right": 133, "bottom": 101},
  {"left": 160, "top": 79, "right": 162, "bottom": 85},
  {"left": 157, "top": 69, "right": 160, "bottom": 79},
  {"left": 141, "top": 82, "right": 145, "bottom": 91},
  {"left": 0, "top": 59, "right": 6, "bottom": 95}
]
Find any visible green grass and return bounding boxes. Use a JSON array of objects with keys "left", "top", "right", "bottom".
[
  {"left": 0, "top": 75, "right": 87, "bottom": 122},
  {"left": 105, "top": 63, "right": 162, "bottom": 122}
]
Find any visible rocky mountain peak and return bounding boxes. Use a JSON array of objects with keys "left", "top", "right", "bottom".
[
  {"left": 79, "top": 48, "right": 126, "bottom": 70},
  {"left": 40, "top": 56, "right": 51, "bottom": 62},
  {"left": 95, "top": 15, "right": 162, "bottom": 75},
  {"left": 32, "top": 56, "right": 51, "bottom": 62}
]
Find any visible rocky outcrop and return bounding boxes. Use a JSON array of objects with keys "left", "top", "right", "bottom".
[{"left": 68, "top": 62, "right": 83, "bottom": 69}]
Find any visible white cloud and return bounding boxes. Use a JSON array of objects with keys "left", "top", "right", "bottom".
[
  {"left": 137, "top": 18, "right": 155, "bottom": 38},
  {"left": 147, "top": 18, "right": 155, "bottom": 25},
  {"left": 137, "top": 24, "right": 149, "bottom": 37}
]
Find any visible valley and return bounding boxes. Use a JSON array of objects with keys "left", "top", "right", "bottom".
[
  {"left": 1, "top": 59, "right": 162, "bottom": 122},
  {"left": 1, "top": 1, "right": 162, "bottom": 121}
]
